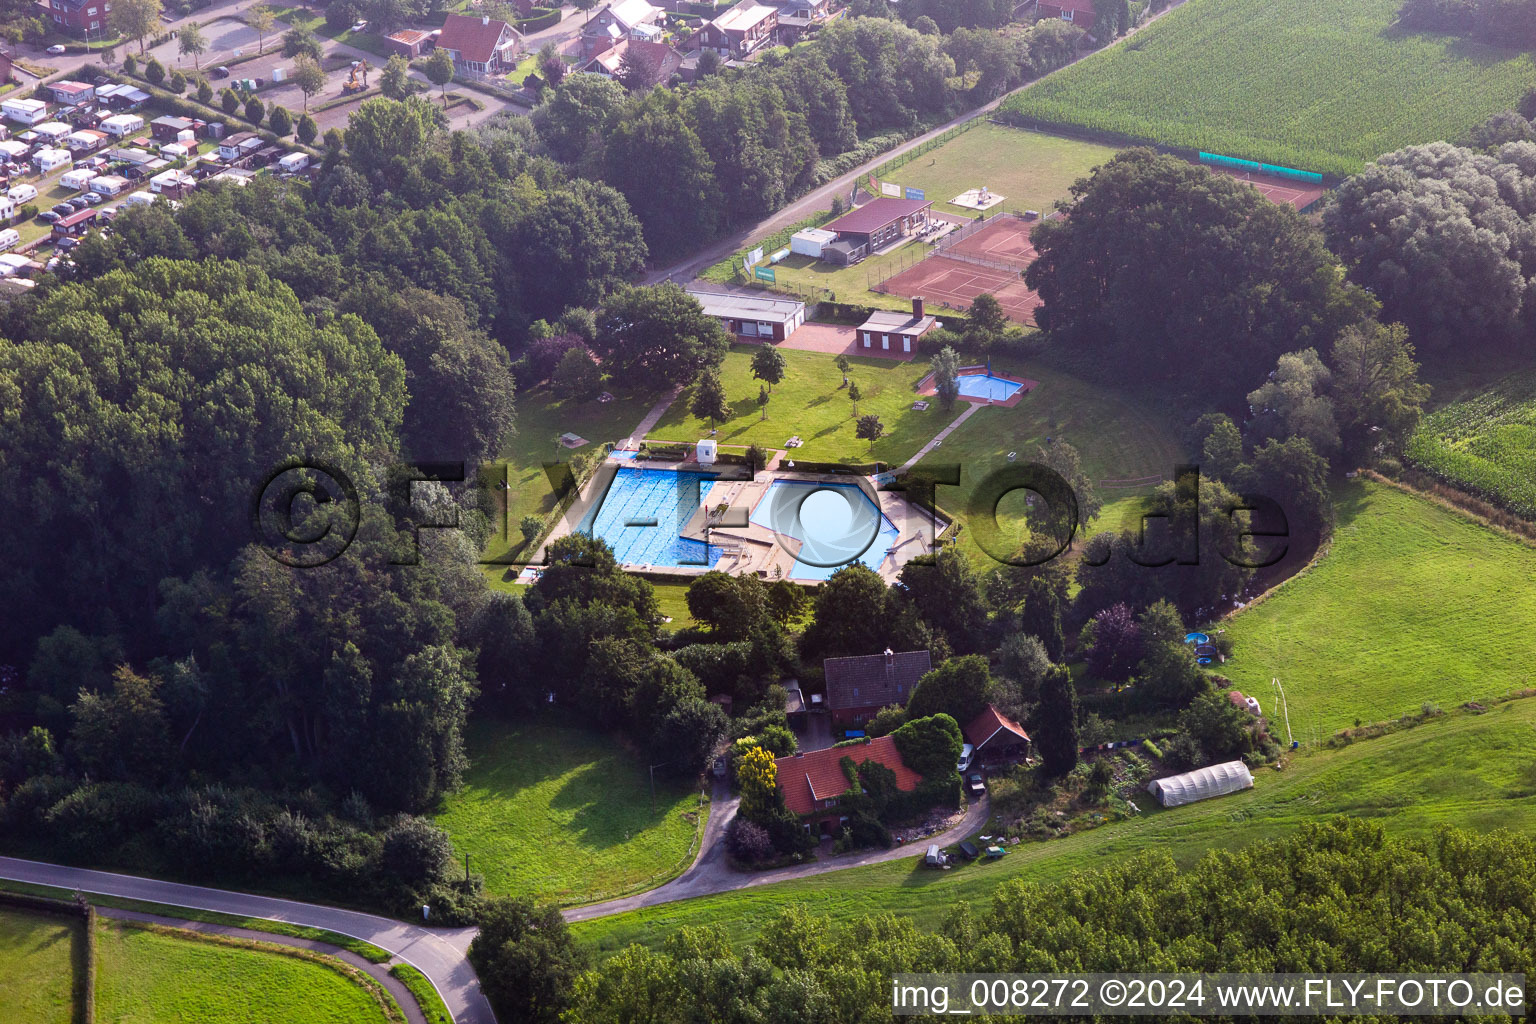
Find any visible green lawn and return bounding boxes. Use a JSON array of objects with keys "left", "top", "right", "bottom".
[
  {"left": 434, "top": 720, "right": 706, "bottom": 906},
  {"left": 648, "top": 344, "right": 941, "bottom": 465},
  {"left": 754, "top": 126, "right": 1120, "bottom": 310},
  {"left": 1005, "top": 0, "right": 1536, "bottom": 176},
  {"left": 573, "top": 693, "right": 1536, "bottom": 954},
  {"left": 0, "top": 908, "right": 75, "bottom": 1024},
  {"left": 1407, "top": 366, "right": 1536, "bottom": 519},
  {"left": 1218, "top": 479, "right": 1536, "bottom": 740},
  {"left": 908, "top": 356, "right": 1181, "bottom": 565},
  {"left": 95, "top": 921, "right": 394, "bottom": 1024}
]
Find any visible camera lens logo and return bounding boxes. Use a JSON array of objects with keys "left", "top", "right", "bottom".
[
  {"left": 758, "top": 480, "right": 885, "bottom": 571},
  {"left": 252, "top": 462, "right": 361, "bottom": 568}
]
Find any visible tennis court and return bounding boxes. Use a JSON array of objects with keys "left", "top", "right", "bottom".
[
  {"left": 879, "top": 255, "right": 1040, "bottom": 324},
  {"left": 946, "top": 215, "right": 1039, "bottom": 268},
  {"left": 1210, "top": 167, "right": 1326, "bottom": 211}
]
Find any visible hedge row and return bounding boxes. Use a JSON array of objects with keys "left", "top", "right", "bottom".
[{"left": 515, "top": 7, "right": 562, "bottom": 31}]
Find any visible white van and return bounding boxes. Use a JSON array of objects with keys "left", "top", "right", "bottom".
[
  {"left": 6, "top": 183, "right": 36, "bottom": 204},
  {"left": 0, "top": 229, "right": 21, "bottom": 252}
]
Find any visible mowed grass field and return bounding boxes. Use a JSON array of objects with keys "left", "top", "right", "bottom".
[
  {"left": 746, "top": 126, "right": 1119, "bottom": 310},
  {"left": 573, "top": 694, "right": 1536, "bottom": 954},
  {"left": 648, "top": 344, "right": 939, "bottom": 464},
  {"left": 0, "top": 907, "right": 75, "bottom": 1024},
  {"left": 95, "top": 921, "right": 394, "bottom": 1024},
  {"left": 1219, "top": 480, "right": 1536, "bottom": 739},
  {"left": 1406, "top": 366, "right": 1536, "bottom": 519},
  {"left": 1005, "top": 0, "right": 1536, "bottom": 176},
  {"left": 434, "top": 721, "right": 705, "bottom": 906},
  {"left": 907, "top": 356, "right": 1181, "bottom": 565}
]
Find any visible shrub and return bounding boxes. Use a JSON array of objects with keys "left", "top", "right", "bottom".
[
  {"left": 380, "top": 815, "right": 453, "bottom": 887},
  {"left": 296, "top": 113, "right": 318, "bottom": 145},
  {"left": 267, "top": 104, "right": 292, "bottom": 136},
  {"left": 144, "top": 57, "right": 165, "bottom": 84},
  {"left": 122, "top": 53, "right": 137, "bottom": 74},
  {"left": 244, "top": 95, "right": 264, "bottom": 125},
  {"left": 220, "top": 88, "right": 240, "bottom": 114},
  {"left": 19, "top": 204, "right": 37, "bottom": 220},
  {"left": 726, "top": 816, "right": 773, "bottom": 862},
  {"left": 196, "top": 78, "right": 213, "bottom": 103},
  {"left": 168, "top": 71, "right": 186, "bottom": 93}
]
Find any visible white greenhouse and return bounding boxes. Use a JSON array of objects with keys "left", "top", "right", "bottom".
[{"left": 1145, "top": 760, "right": 1253, "bottom": 808}]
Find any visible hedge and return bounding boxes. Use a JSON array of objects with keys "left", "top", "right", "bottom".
[{"left": 515, "top": 7, "right": 562, "bottom": 31}]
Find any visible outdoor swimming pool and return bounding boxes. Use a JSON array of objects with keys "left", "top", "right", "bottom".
[
  {"left": 956, "top": 373, "right": 1025, "bottom": 402},
  {"left": 577, "top": 467, "right": 721, "bottom": 568},
  {"left": 750, "top": 480, "right": 900, "bottom": 581}
]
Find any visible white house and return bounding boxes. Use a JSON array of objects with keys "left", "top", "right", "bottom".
[
  {"left": 99, "top": 113, "right": 146, "bottom": 139},
  {"left": 32, "top": 147, "right": 71, "bottom": 174},
  {"left": 2, "top": 98, "right": 49, "bottom": 126}
]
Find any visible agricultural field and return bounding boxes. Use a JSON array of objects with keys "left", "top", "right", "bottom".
[
  {"left": 572, "top": 693, "right": 1536, "bottom": 954},
  {"left": 1219, "top": 480, "right": 1536, "bottom": 739},
  {"left": 95, "top": 920, "right": 396, "bottom": 1024},
  {"left": 648, "top": 344, "right": 940, "bottom": 465},
  {"left": 1406, "top": 366, "right": 1536, "bottom": 519},
  {"left": 1004, "top": 0, "right": 1536, "bottom": 176},
  {"left": 434, "top": 721, "right": 707, "bottom": 906},
  {"left": 710, "top": 126, "right": 1119, "bottom": 310},
  {"left": 0, "top": 907, "right": 75, "bottom": 1024}
]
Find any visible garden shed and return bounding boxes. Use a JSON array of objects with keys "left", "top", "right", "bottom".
[{"left": 1145, "top": 760, "right": 1253, "bottom": 808}]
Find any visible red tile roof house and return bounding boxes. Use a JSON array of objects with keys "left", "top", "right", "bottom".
[
  {"left": 583, "top": 38, "right": 686, "bottom": 86},
  {"left": 695, "top": 1, "right": 778, "bottom": 59},
  {"left": 437, "top": 13, "right": 522, "bottom": 74},
  {"left": 1036, "top": 0, "right": 1096, "bottom": 29},
  {"left": 775, "top": 734, "right": 923, "bottom": 836},
  {"left": 823, "top": 648, "right": 932, "bottom": 731},
  {"left": 964, "top": 704, "right": 1031, "bottom": 763},
  {"left": 826, "top": 196, "right": 934, "bottom": 256}
]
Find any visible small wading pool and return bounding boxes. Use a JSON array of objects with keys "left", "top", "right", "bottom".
[
  {"left": 750, "top": 479, "right": 900, "bottom": 581},
  {"left": 577, "top": 466, "right": 721, "bottom": 568},
  {"left": 956, "top": 373, "right": 1025, "bottom": 402}
]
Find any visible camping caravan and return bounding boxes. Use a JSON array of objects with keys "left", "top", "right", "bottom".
[
  {"left": 6, "top": 183, "right": 37, "bottom": 205},
  {"left": 0, "top": 228, "right": 20, "bottom": 252},
  {"left": 924, "top": 844, "right": 946, "bottom": 867},
  {"left": 277, "top": 152, "right": 309, "bottom": 173},
  {"left": 32, "top": 147, "right": 71, "bottom": 174},
  {"left": 59, "top": 168, "right": 96, "bottom": 191},
  {"left": 1145, "top": 761, "right": 1254, "bottom": 808}
]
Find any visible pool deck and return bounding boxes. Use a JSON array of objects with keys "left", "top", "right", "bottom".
[
  {"left": 916, "top": 367, "right": 1039, "bottom": 408},
  {"left": 537, "top": 455, "right": 945, "bottom": 584}
]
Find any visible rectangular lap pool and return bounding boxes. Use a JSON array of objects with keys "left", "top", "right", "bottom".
[
  {"left": 957, "top": 373, "right": 1025, "bottom": 402},
  {"left": 577, "top": 466, "right": 721, "bottom": 568},
  {"left": 749, "top": 479, "right": 900, "bottom": 581}
]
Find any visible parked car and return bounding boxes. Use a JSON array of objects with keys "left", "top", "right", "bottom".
[
  {"left": 967, "top": 773, "right": 986, "bottom": 796},
  {"left": 46, "top": 44, "right": 66, "bottom": 55},
  {"left": 37, "top": 210, "right": 61, "bottom": 224},
  {"left": 66, "top": 196, "right": 90, "bottom": 211},
  {"left": 51, "top": 202, "right": 74, "bottom": 217},
  {"left": 956, "top": 743, "right": 974, "bottom": 773},
  {"left": 211, "top": 66, "right": 231, "bottom": 79},
  {"left": 83, "top": 191, "right": 104, "bottom": 205}
]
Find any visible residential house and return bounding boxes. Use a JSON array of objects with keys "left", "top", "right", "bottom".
[
  {"left": 774, "top": 735, "right": 923, "bottom": 835},
  {"left": 823, "top": 648, "right": 932, "bottom": 730},
  {"left": 34, "top": 0, "right": 110, "bottom": 37},
  {"left": 46, "top": 80, "right": 95, "bottom": 105},
  {"left": 1036, "top": 0, "right": 1095, "bottom": 27},
  {"left": 687, "top": 288, "right": 804, "bottom": 341},
  {"left": 770, "top": 0, "right": 832, "bottom": 42},
  {"left": 826, "top": 196, "right": 933, "bottom": 253},
  {"left": 963, "top": 705, "right": 1030, "bottom": 763},
  {"left": 384, "top": 28, "right": 436, "bottom": 59},
  {"left": 695, "top": 0, "right": 777, "bottom": 58},
  {"left": 436, "top": 13, "right": 522, "bottom": 74},
  {"left": 585, "top": 0, "right": 663, "bottom": 52},
  {"left": 583, "top": 38, "right": 685, "bottom": 86},
  {"left": 855, "top": 298, "right": 937, "bottom": 355}
]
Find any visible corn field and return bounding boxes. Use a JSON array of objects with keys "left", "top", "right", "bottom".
[
  {"left": 1004, "top": 0, "right": 1536, "bottom": 178},
  {"left": 1405, "top": 369, "right": 1536, "bottom": 519}
]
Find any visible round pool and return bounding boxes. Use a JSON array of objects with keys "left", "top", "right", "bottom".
[{"left": 1184, "top": 631, "right": 1210, "bottom": 645}]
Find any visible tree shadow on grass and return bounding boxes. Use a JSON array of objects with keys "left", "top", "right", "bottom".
[{"left": 547, "top": 758, "right": 674, "bottom": 853}]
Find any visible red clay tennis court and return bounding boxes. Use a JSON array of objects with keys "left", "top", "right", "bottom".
[
  {"left": 1210, "top": 167, "right": 1326, "bottom": 211},
  {"left": 879, "top": 255, "right": 1041, "bottom": 324},
  {"left": 946, "top": 215, "right": 1039, "bottom": 268}
]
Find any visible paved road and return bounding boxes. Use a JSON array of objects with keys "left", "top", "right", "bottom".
[{"left": 0, "top": 856, "right": 494, "bottom": 1024}]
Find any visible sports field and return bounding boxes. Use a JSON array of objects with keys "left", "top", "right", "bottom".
[
  {"left": 434, "top": 721, "right": 706, "bottom": 905},
  {"left": 1004, "top": 0, "right": 1536, "bottom": 176},
  {"left": 1219, "top": 480, "right": 1536, "bottom": 739},
  {"left": 95, "top": 920, "right": 396, "bottom": 1024},
  {"left": 0, "top": 907, "right": 74, "bottom": 1024},
  {"left": 572, "top": 693, "right": 1536, "bottom": 953},
  {"left": 878, "top": 216, "right": 1043, "bottom": 323},
  {"left": 1406, "top": 366, "right": 1536, "bottom": 519}
]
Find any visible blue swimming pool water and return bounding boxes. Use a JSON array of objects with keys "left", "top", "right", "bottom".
[
  {"left": 577, "top": 467, "right": 721, "bottom": 568},
  {"left": 956, "top": 373, "right": 1024, "bottom": 401},
  {"left": 610, "top": 450, "right": 639, "bottom": 461},
  {"left": 750, "top": 480, "right": 900, "bottom": 581}
]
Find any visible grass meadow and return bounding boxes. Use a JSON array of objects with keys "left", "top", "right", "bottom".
[
  {"left": 1005, "top": 0, "right": 1536, "bottom": 175},
  {"left": 1406, "top": 366, "right": 1536, "bottom": 519},
  {"left": 0, "top": 907, "right": 75, "bottom": 1024},
  {"left": 1218, "top": 479, "right": 1536, "bottom": 739},
  {"left": 573, "top": 694, "right": 1536, "bottom": 954},
  {"left": 95, "top": 920, "right": 396, "bottom": 1024},
  {"left": 434, "top": 721, "right": 707, "bottom": 906}
]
